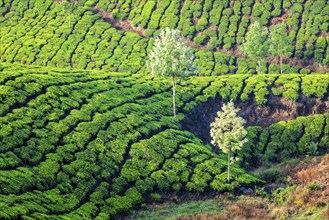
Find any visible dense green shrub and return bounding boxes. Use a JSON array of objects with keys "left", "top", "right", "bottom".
[
  {"left": 241, "top": 113, "right": 329, "bottom": 167},
  {"left": 194, "top": 35, "right": 209, "bottom": 46}
]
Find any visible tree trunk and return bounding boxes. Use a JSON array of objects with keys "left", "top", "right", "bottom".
[
  {"left": 257, "top": 61, "right": 261, "bottom": 74},
  {"left": 227, "top": 147, "right": 230, "bottom": 183},
  {"left": 172, "top": 76, "right": 176, "bottom": 122},
  {"left": 280, "top": 55, "right": 283, "bottom": 74}
]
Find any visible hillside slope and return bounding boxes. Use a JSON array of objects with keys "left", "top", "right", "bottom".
[
  {"left": 0, "top": 64, "right": 257, "bottom": 219},
  {"left": 80, "top": 0, "right": 329, "bottom": 68},
  {"left": 0, "top": 0, "right": 328, "bottom": 219},
  {"left": 1, "top": 0, "right": 328, "bottom": 74},
  {"left": 0, "top": 64, "right": 328, "bottom": 218}
]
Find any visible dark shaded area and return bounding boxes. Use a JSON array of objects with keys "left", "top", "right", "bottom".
[{"left": 181, "top": 95, "right": 329, "bottom": 144}]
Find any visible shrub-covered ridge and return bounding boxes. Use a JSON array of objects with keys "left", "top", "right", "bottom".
[
  {"left": 0, "top": 64, "right": 328, "bottom": 218},
  {"left": 79, "top": 0, "right": 329, "bottom": 66},
  {"left": 1, "top": 0, "right": 327, "bottom": 74},
  {"left": 0, "top": 65, "right": 260, "bottom": 219}
]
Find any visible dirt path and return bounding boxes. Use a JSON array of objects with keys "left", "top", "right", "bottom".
[
  {"left": 91, "top": 7, "right": 146, "bottom": 37},
  {"left": 49, "top": 0, "right": 328, "bottom": 73},
  {"left": 90, "top": 7, "right": 329, "bottom": 72}
]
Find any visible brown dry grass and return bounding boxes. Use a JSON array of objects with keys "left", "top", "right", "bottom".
[
  {"left": 293, "top": 155, "right": 329, "bottom": 185},
  {"left": 174, "top": 197, "right": 273, "bottom": 220},
  {"left": 129, "top": 155, "right": 329, "bottom": 220},
  {"left": 281, "top": 155, "right": 329, "bottom": 217},
  {"left": 175, "top": 155, "right": 329, "bottom": 220}
]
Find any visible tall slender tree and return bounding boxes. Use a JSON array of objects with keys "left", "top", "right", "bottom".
[
  {"left": 61, "top": 0, "right": 79, "bottom": 27},
  {"left": 210, "top": 101, "right": 248, "bottom": 183},
  {"left": 146, "top": 28, "right": 199, "bottom": 121},
  {"left": 269, "top": 23, "right": 293, "bottom": 74},
  {"left": 241, "top": 21, "right": 270, "bottom": 74}
]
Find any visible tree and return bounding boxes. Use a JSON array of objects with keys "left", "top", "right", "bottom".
[
  {"left": 61, "top": 0, "right": 79, "bottom": 27},
  {"left": 269, "top": 23, "right": 293, "bottom": 74},
  {"left": 241, "top": 21, "right": 270, "bottom": 74},
  {"left": 210, "top": 101, "right": 248, "bottom": 183},
  {"left": 146, "top": 27, "right": 199, "bottom": 121}
]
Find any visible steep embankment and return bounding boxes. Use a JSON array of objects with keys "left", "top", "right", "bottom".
[
  {"left": 182, "top": 74, "right": 329, "bottom": 143},
  {"left": 182, "top": 95, "right": 329, "bottom": 144}
]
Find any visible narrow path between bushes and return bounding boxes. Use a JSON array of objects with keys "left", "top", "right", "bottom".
[{"left": 88, "top": 6, "right": 329, "bottom": 73}]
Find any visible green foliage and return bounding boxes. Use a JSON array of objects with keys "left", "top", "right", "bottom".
[
  {"left": 146, "top": 28, "right": 199, "bottom": 78},
  {"left": 269, "top": 23, "right": 293, "bottom": 74},
  {"left": 301, "top": 75, "right": 329, "bottom": 99},
  {"left": 240, "top": 75, "right": 276, "bottom": 104},
  {"left": 1, "top": 0, "right": 327, "bottom": 74},
  {"left": 307, "top": 182, "right": 321, "bottom": 191},
  {"left": 253, "top": 166, "right": 287, "bottom": 183},
  {"left": 150, "top": 193, "right": 162, "bottom": 202},
  {"left": 210, "top": 101, "right": 248, "bottom": 183},
  {"left": 194, "top": 35, "right": 209, "bottom": 46},
  {"left": 196, "top": 17, "right": 208, "bottom": 32},
  {"left": 0, "top": 65, "right": 264, "bottom": 219},
  {"left": 272, "top": 186, "right": 297, "bottom": 206},
  {"left": 241, "top": 21, "right": 270, "bottom": 73},
  {"left": 273, "top": 75, "right": 301, "bottom": 101},
  {"left": 241, "top": 113, "right": 329, "bottom": 167}
]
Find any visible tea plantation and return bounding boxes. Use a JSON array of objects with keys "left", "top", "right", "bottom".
[
  {"left": 0, "top": 0, "right": 328, "bottom": 219},
  {"left": 1, "top": 0, "right": 328, "bottom": 74}
]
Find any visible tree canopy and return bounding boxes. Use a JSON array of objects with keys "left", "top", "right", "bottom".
[
  {"left": 241, "top": 21, "right": 270, "bottom": 73},
  {"left": 146, "top": 27, "right": 199, "bottom": 78},
  {"left": 146, "top": 28, "right": 199, "bottom": 121},
  {"left": 269, "top": 23, "right": 293, "bottom": 74},
  {"left": 210, "top": 101, "right": 248, "bottom": 183}
]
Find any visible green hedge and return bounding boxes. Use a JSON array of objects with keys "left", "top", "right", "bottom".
[{"left": 239, "top": 113, "right": 329, "bottom": 168}]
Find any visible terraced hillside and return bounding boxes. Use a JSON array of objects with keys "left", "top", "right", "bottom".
[
  {"left": 1, "top": 0, "right": 327, "bottom": 74},
  {"left": 0, "top": 63, "right": 328, "bottom": 218},
  {"left": 79, "top": 0, "right": 329, "bottom": 68},
  {"left": 0, "top": 0, "right": 329, "bottom": 219}
]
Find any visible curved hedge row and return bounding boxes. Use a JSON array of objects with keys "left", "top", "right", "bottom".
[
  {"left": 0, "top": 0, "right": 148, "bottom": 73},
  {"left": 184, "top": 74, "right": 329, "bottom": 111},
  {"left": 240, "top": 113, "right": 329, "bottom": 168},
  {"left": 82, "top": 0, "right": 329, "bottom": 66},
  {"left": 0, "top": 0, "right": 324, "bottom": 75}
]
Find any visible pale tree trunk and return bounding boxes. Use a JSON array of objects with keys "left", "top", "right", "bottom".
[
  {"left": 280, "top": 55, "right": 283, "bottom": 74},
  {"left": 172, "top": 76, "right": 176, "bottom": 122},
  {"left": 227, "top": 147, "right": 230, "bottom": 183},
  {"left": 257, "top": 61, "right": 261, "bottom": 74}
]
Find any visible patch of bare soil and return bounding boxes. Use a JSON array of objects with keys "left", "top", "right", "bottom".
[
  {"left": 91, "top": 7, "right": 145, "bottom": 37},
  {"left": 181, "top": 95, "right": 329, "bottom": 144},
  {"left": 271, "top": 12, "right": 289, "bottom": 25}
]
